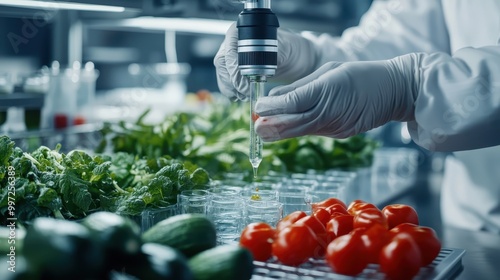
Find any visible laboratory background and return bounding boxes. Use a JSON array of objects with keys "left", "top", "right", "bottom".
[{"left": 0, "top": 1, "right": 499, "bottom": 280}]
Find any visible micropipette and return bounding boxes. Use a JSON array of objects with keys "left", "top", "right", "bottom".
[{"left": 236, "top": 0, "right": 279, "bottom": 178}]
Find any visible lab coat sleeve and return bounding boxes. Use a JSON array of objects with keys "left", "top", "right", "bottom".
[
  {"left": 305, "top": 0, "right": 450, "bottom": 64},
  {"left": 407, "top": 46, "right": 500, "bottom": 152}
]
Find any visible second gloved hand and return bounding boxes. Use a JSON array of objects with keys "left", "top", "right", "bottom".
[{"left": 254, "top": 54, "right": 420, "bottom": 141}]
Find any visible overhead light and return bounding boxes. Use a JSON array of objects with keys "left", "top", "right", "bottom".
[
  {"left": 0, "top": 0, "right": 126, "bottom": 12},
  {"left": 89, "top": 17, "right": 234, "bottom": 35}
]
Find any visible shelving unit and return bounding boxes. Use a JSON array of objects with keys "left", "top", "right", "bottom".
[
  {"left": 0, "top": 92, "right": 45, "bottom": 109},
  {"left": 6, "top": 122, "right": 104, "bottom": 153}
]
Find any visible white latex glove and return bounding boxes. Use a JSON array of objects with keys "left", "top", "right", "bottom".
[
  {"left": 213, "top": 23, "right": 320, "bottom": 101},
  {"left": 254, "top": 54, "right": 419, "bottom": 141}
]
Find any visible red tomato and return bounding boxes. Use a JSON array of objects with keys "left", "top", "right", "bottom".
[
  {"left": 272, "top": 224, "right": 318, "bottom": 266},
  {"left": 54, "top": 114, "right": 68, "bottom": 129},
  {"left": 311, "top": 197, "right": 347, "bottom": 212},
  {"left": 353, "top": 208, "right": 388, "bottom": 230},
  {"left": 312, "top": 207, "right": 331, "bottom": 227},
  {"left": 382, "top": 204, "right": 420, "bottom": 229},
  {"left": 389, "top": 222, "right": 418, "bottom": 234},
  {"left": 347, "top": 201, "right": 378, "bottom": 216},
  {"left": 296, "top": 215, "right": 326, "bottom": 235},
  {"left": 326, "top": 214, "right": 354, "bottom": 240},
  {"left": 239, "top": 222, "right": 276, "bottom": 262},
  {"left": 326, "top": 231, "right": 369, "bottom": 276},
  {"left": 73, "top": 115, "right": 86, "bottom": 125},
  {"left": 296, "top": 215, "right": 328, "bottom": 258},
  {"left": 325, "top": 204, "right": 349, "bottom": 216},
  {"left": 380, "top": 233, "right": 422, "bottom": 280},
  {"left": 349, "top": 227, "right": 367, "bottom": 236},
  {"left": 360, "top": 223, "right": 391, "bottom": 264},
  {"left": 388, "top": 222, "right": 418, "bottom": 240},
  {"left": 275, "top": 211, "right": 307, "bottom": 232},
  {"left": 347, "top": 199, "right": 366, "bottom": 209},
  {"left": 390, "top": 224, "right": 441, "bottom": 266}
]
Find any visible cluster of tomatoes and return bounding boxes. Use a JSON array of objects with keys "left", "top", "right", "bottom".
[{"left": 239, "top": 198, "right": 441, "bottom": 279}]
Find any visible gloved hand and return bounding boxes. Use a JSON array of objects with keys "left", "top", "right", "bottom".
[
  {"left": 254, "top": 54, "right": 420, "bottom": 141},
  {"left": 213, "top": 23, "right": 320, "bottom": 101}
]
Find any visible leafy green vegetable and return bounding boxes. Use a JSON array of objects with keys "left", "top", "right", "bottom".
[
  {"left": 0, "top": 136, "right": 15, "bottom": 181},
  {"left": 36, "top": 187, "right": 63, "bottom": 219},
  {"left": 98, "top": 102, "right": 380, "bottom": 180},
  {"left": 0, "top": 135, "right": 211, "bottom": 225}
]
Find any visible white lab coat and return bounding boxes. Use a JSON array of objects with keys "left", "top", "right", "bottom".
[{"left": 307, "top": 0, "right": 500, "bottom": 232}]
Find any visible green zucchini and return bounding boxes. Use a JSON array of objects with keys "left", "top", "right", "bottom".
[
  {"left": 188, "top": 245, "right": 254, "bottom": 280},
  {"left": 0, "top": 256, "right": 34, "bottom": 280},
  {"left": 22, "top": 217, "right": 106, "bottom": 280},
  {"left": 142, "top": 214, "right": 216, "bottom": 258},
  {"left": 81, "top": 211, "right": 142, "bottom": 269},
  {"left": 121, "top": 243, "right": 193, "bottom": 280}
]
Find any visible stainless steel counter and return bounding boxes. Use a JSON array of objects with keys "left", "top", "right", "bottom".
[{"left": 442, "top": 226, "right": 500, "bottom": 280}]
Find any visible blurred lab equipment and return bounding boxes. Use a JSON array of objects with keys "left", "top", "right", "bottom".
[
  {"left": 125, "top": 62, "right": 191, "bottom": 121},
  {"left": 40, "top": 61, "right": 99, "bottom": 130},
  {"left": 76, "top": 62, "right": 100, "bottom": 125},
  {"left": 0, "top": 73, "right": 15, "bottom": 133}
]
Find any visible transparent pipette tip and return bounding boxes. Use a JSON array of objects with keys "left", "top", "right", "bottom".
[
  {"left": 248, "top": 75, "right": 265, "bottom": 180},
  {"left": 250, "top": 157, "right": 262, "bottom": 179}
]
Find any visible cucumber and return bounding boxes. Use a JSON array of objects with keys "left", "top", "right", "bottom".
[
  {"left": 142, "top": 214, "right": 217, "bottom": 258},
  {"left": 188, "top": 245, "right": 254, "bottom": 280},
  {"left": 22, "top": 217, "right": 106, "bottom": 280},
  {"left": 0, "top": 256, "right": 34, "bottom": 280},
  {"left": 122, "top": 243, "right": 193, "bottom": 280},
  {"left": 81, "top": 211, "right": 142, "bottom": 269}
]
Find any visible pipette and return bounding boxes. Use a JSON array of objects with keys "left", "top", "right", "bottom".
[
  {"left": 249, "top": 76, "right": 265, "bottom": 178},
  {"left": 237, "top": 0, "right": 279, "bottom": 178}
]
